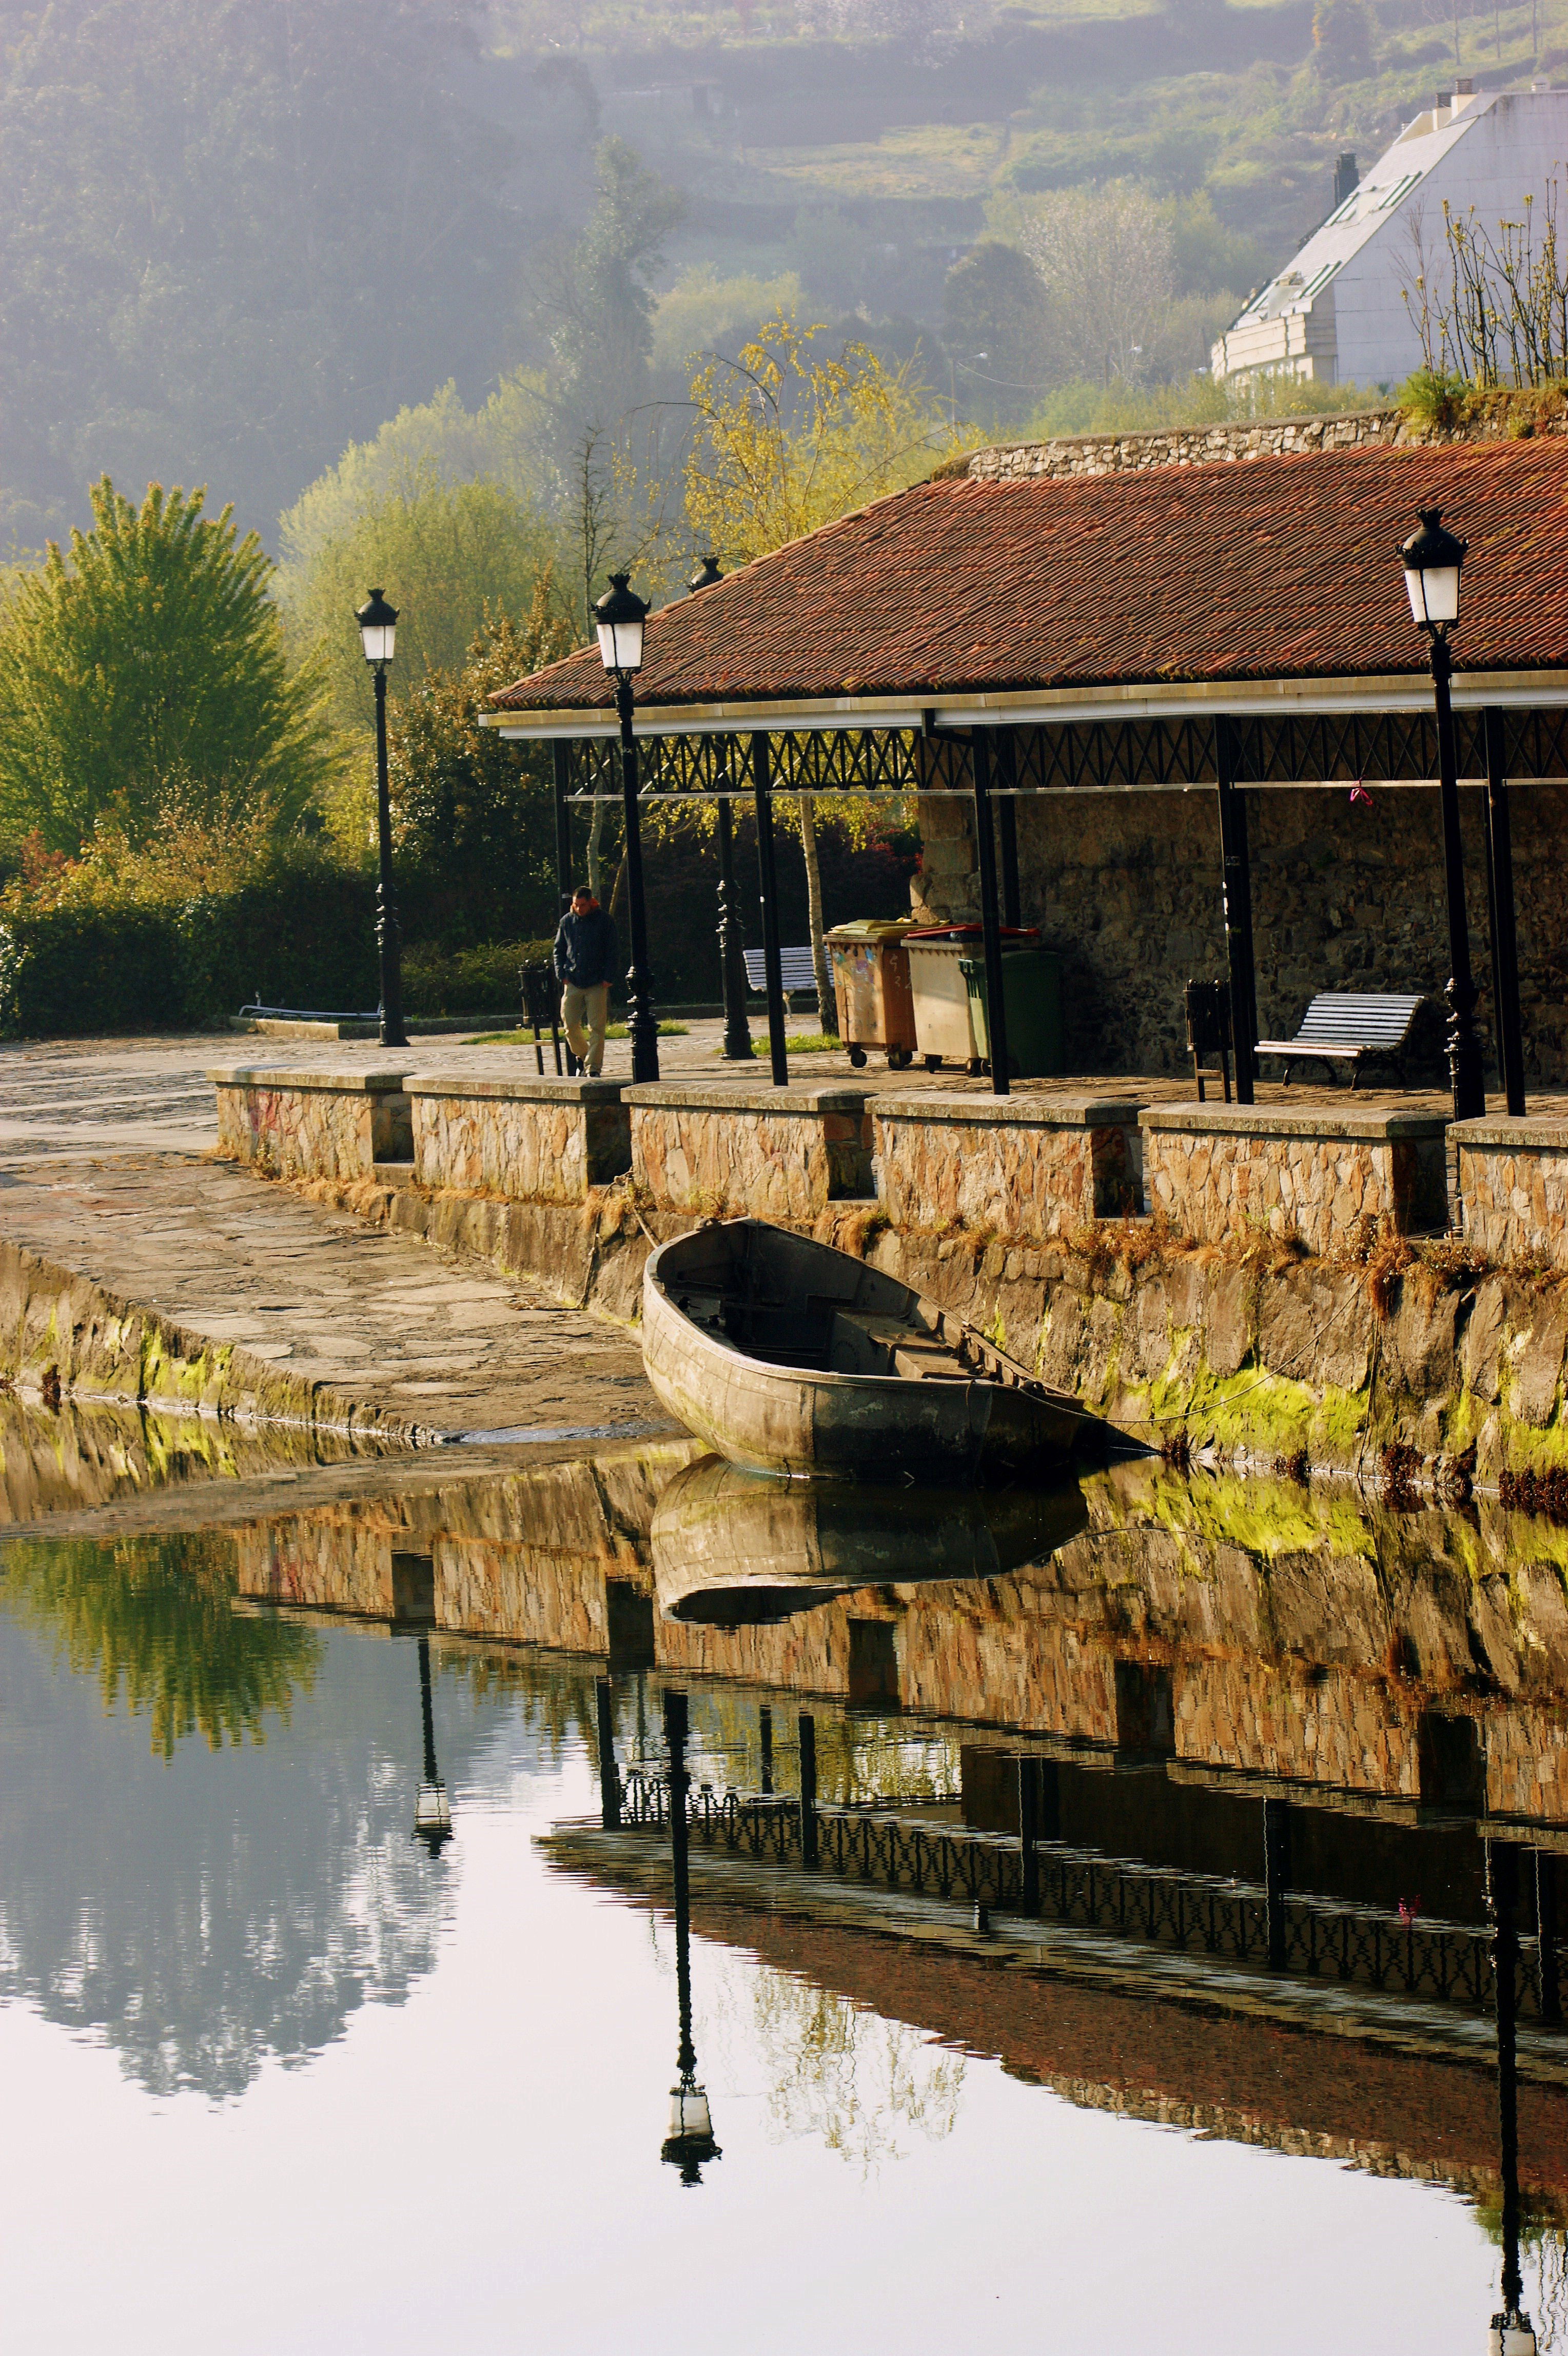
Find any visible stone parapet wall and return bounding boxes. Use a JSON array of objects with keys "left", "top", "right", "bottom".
[
  {"left": 407, "top": 1074, "right": 630, "bottom": 1203},
  {"left": 628, "top": 1081, "right": 875, "bottom": 1219},
  {"left": 1142, "top": 1103, "right": 1448, "bottom": 1253},
  {"left": 957, "top": 408, "right": 1409, "bottom": 484},
  {"left": 1454, "top": 1116, "right": 1568, "bottom": 1270},
  {"left": 873, "top": 1092, "right": 1144, "bottom": 1239},
  {"left": 210, "top": 1065, "right": 412, "bottom": 1180}
]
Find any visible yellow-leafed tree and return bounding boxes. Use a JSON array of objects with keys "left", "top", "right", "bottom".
[{"left": 684, "top": 316, "right": 961, "bottom": 1027}]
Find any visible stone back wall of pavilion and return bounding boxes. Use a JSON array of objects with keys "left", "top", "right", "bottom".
[{"left": 911, "top": 756, "right": 1568, "bottom": 1081}]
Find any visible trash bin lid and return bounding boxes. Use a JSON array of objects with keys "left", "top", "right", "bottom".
[
  {"left": 824, "top": 918, "right": 920, "bottom": 942},
  {"left": 905, "top": 925, "right": 1040, "bottom": 942}
]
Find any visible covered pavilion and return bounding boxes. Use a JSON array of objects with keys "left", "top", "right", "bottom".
[{"left": 485, "top": 432, "right": 1568, "bottom": 1108}]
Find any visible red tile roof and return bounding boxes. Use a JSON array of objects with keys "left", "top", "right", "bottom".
[{"left": 487, "top": 437, "right": 1568, "bottom": 717}]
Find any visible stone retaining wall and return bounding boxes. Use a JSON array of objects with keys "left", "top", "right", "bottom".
[
  {"left": 1141, "top": 1103, "right": 1449, "bottom": 1253},
  {"left": 408, "top": 1074, "right": 630, "bottom": 1202},
  {"left": 1454, "top": 1116, "right": 1568, "bottom": 1270},
  {"left": 210, "top": 1065, "right": 412, "bottom": 1180},
  {"left": 873, "top": 1092, "right": 1144, "bottom": 1238},
  {"left": 955, "top": 407, "right": 1410, "bottom": 483},
  {"left": 627, "top": 1081, "right": 875, "bottom": 1219}
]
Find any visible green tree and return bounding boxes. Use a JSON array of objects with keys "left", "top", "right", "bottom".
[
  {"left": 535, "top": 137, "right": 687, "bottom": 448},
  {"left": 278, "top": 465, "right": 564, "bottom": 736},
  {"left": 388, "top": 585, "right": 576, "bottom": 944},
  {"left": 1312, "top": 0, "right": 1376, "bottom": 77},
  {"left": 0, "top": 1530, "right": 320, "bottom": 1760},
  {"left": 943, "top": 242, "right": 1052, "bottom": 421},
  {"left": 0, "top": 477, "right": 340, "bottom": 855}
]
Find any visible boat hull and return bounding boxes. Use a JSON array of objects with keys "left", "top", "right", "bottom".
[{"left": 641, "top": 1221, "right": 1109, "bottom": 1485}]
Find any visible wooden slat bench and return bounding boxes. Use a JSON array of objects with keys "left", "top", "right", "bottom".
[
  {"left": 743, "top": 946, "right": 819, "bottom": 1002},
  {"left": 1255, "top": 992, "right": 1428, "bottom": 1088}
]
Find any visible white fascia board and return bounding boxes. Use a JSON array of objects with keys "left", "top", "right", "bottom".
[{"left": 483, "top": 667, "right": 1568, "bottom": 740}]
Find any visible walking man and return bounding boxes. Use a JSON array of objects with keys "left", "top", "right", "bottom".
[{"left": 553, "top": 885, "right": 619, "bottom": 1077}]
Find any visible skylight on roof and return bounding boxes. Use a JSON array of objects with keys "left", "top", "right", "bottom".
[{"left": 1376, "top": 169, "right": 1423, "bottom": 211}]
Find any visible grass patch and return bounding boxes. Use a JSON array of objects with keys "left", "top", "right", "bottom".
[{"left": 717, "top": 1032, "right": 846, "bottom": 1056}]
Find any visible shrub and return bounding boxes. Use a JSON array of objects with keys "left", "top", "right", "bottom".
[{"left": 402, "top": 940, "right": 554, "bottom": 1017}]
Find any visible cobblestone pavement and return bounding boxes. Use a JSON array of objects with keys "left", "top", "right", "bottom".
[{"left": 0, "top": 1150, "right": 665, "bottom": 1440}]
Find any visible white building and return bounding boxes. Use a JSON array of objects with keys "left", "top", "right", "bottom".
[{"left": 1212, "top": 84, "right": 1568, "bottom": 390}]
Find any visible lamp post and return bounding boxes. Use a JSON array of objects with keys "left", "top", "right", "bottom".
[
  {"left": 660, "top": 1689, "right": 720, "bottom": 2185},
  {"left": 1399, "top": 507, "right": 1486, "bottom": 1121},
  {"left": 1488, "top": 1840, "right": 1538, "bottom": 2355},
  {"left": 687, "top": 558, "right": 752, "bottom": 1062},
  {"left": 594, "top": 572, "right": 659, "bottom": 1084},
  {"left": 356, "top": 588, "right": 408, "bottom": 1050},
  {"left": 412, "top": 1633, "right": 453, "bottom": 1855}
]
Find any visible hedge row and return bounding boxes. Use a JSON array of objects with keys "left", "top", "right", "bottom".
[{"left": 0, "top": 864, "right": 566, "bottom": 1037}]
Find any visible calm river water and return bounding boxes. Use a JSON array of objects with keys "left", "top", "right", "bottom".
[{"left": 0, "top": 1420, "right": 1563, "bottom": 2352}]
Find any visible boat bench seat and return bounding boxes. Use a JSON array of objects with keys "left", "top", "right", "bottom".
[{"left": 830, "top": 1309, "right": 967, "bottom": 1381}]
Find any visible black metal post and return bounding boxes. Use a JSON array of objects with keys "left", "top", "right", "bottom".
[
  {"left": 1483, "top": 706, "right": 1527, "bottom": 1117},
  {"left": 798, "top": 1710, "right": 818, "bottom": 1867},
  {"left": 1018, "top": 1756, "right": 1040, "bottom": 1917},
  {"left": 614, "top": 674, "right": 659, "bottom": 1084},
  {"left": 1263, "top": 1796, "right": 1291, "bottom": 1972},
  {"left": 1038, "top": 1757, "right": 1061, "bottom": 1841},
  {"left": 759, "top": 1704, "right": 774, "bottom": 1795},
  {"left": 1214, "top": 714, "right": 1256, "bottom": 1105},
  {"left": 552, "top": 739, "right": 574, "bottom": 916},
  {"left": 665, "top": 1687, "right": 695, "bottom": 2071},
  {"left": 373, "top": 663, "right": 408, "bottom": 1049},
  {"left": 971, "top": 730, "right": 1011, "bottom": 1097},
  {"left": 417, "top": 1633, "right": 439, "bottom": 1789},
  {"left": 1538, "top": 1849, "right": 1561, "bottom": 2024},
  {"left": 1491, "top": 1840, "right": 1528, "bottom": 2330},
  {"left": 716, "top": 765, "right": 753, "bottom": 1062},
  {"left": 1428, "top": 633, "right": 1487, "bottom": 1121},
  {"left": 752, "top": 731, "right": 789, "bottom": 1087},
  {"left": 995, "top": 727, "right": 1023, "bottom": 930},
  {"left": 595, "top": 1676, "right": 620, "bottom": 1831}
]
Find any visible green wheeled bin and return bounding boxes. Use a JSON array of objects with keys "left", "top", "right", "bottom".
[{"left": 958, "top": 948, "right": 1063, "bottom": 1078}]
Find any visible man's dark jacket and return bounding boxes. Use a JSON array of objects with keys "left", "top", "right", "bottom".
[{"left": 553, "top": 906, "right": 619, "bottom": 990}]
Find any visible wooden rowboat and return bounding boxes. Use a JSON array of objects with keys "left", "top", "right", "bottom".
[
  {"left": 651, "top": 1452, "right": 1090, "bottom": 1625},
  {"left": 641, "top": 1219, "right": 1122, "bottom": 1485}
]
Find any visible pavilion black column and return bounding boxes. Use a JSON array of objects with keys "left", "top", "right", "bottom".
[
  {"left": 1263, "top": 1796, "right": 1291, "bottom": 1972},
  {"left": 995, "top": 726, "right": 1023, "bottom": 930},
  {"left": 716, "top": 756, "right": 753, "bottom": 1061},
  {"left": 1491, "top": 1840, "right": 1526, "bottom": 2328},
  {"left": 759, "top": 1704, "right": 774, "bottom": 1795},
  {"left": 1214, "top": 713, "right": 1258, "bottom": 1106},
  {"left": 595, "top": 1676, "right": 620, "bottom": 1831},
  {"left": 797, "top": 1710, "right": 818, "bottom": 1867},
  {"left": 614, "top": 677, "right": 660, "bottom": 1085},
  {"left": 1483, "top": 706, "right": 1527, "bottom": 1117},
  {"left": 751, "top": 731, "right": 789, "bottom": 1087},
  {"left": 1018, "top": 1756, "right": 1040, "bottom": 1917},
  {"left": 552, "top": 739, "right": 574, "bottom": 913},
  {"left": 1539, "top": 1849, "right": 1561, "bottom": 2024},
  {"left": 972, "top": 730, "right": 1011, "bottom": 1097}
]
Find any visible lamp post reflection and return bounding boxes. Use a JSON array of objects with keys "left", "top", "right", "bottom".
[
  {"left": 661, "top": 1688, "right": 720, "bottom": 2185},
  {"left": 1489, "top": 1840, "right": 1538, "bottom": 2356},
  {"left": 413, "top": 1634, "right": 453, "bottom": 1855}
]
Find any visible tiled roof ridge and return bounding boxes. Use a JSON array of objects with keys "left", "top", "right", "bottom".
[{"left": 940, "top": 398, "right": 1568, "bottom": 484}]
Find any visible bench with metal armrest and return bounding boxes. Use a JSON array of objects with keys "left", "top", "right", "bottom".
[
  {"left": 1255, "top": 992, "right": 1429, "bottom": 1088},
  {"left": 742, "top": 946, "right": 819, "bottom": 1003}
]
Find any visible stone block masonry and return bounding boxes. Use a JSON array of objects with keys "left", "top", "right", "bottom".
[
  {"left": 627, "top": 1081, "right": 875, "bottom": 1220},
  {"left": 1454, "top": 1116, "right": 1568, "bottom": 1271},
  {"left": 1141, "top": 1103, "right": 1448, "bottom": 1254},
  {"left": 210, "top": 1065, "right": 412, "bottom": 1181},
  {"left": 407, "top": 1074, "right": 631, "bottom": 1203},
  {"left": 873, "top": 1093, "right": 1144, "bottom": 1240}
]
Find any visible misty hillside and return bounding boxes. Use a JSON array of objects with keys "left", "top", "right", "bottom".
[{"left": 1, "top": 0, "right": 1555, "bottom": 554}]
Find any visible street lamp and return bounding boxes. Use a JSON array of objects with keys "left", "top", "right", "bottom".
[
  {"left": 1487, "top": 1841, "right": 1538, "bottom": 2356},
  {"left": 412, "top": 1633, "right": 453, "bottom": 1856},
  {"left": 1399, "top": 507, "right": 1485, "bottom": 1120},
  {"left": 593, "top": 573, "right": 659, "bottom": 1084},
  {"left": 660, "top": 1689, "right": 720, "bottom": 2185},
  {"left": 356, "top": 587, "right": 409, "bottom": 1050}
]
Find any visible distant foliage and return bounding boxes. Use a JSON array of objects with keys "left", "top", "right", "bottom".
[
  {"left": 0, "top": 478, "right": 340, "bottom": 855},
  {"left": 1311, "top": 0, "right": 1375, "bottom": 78},
  {"left": 1016, "top": 183, "right": 1175, "bottom": 389},
  {"left": 943, "top": 242, "right": 1053, "bottom": 417},
  {"left": 1401, "top": 184, "right": 1568, "bottom": 387}
]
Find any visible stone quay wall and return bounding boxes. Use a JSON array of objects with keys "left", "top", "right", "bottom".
[
  {"left": 211, "top": 1066, "right": 411, "bottom": 1180},
  {"left": 627, "top": 1082, "right": 875, "bottom": 1219},
  {"left": 1141, "top": 1105, "right": 1449, "bottom": 1254},
  {"left": 874, "top": 1094, "right": 1144, "bottom": 1239},
  {"left": 408, "top": 1076, "right": 631, "bottom": 1204},
  {"left": 1454, "top": 1117, "right": 1568, "bottom": 1271}
]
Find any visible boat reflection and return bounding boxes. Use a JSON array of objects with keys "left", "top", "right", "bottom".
[{"left": 650, "top": 1454, "right": 1090, "bottom": 1626}]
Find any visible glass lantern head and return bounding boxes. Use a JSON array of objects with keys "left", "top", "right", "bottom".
[
  {"left": 414, "top": 1778, "right": 452, "bottom": 1848},
  {"left": 594, "top": 572, "right": 649, "bottom": 673},
  {"left": 1400, "top": 506, "right": 1466, "bottom": 630},
  {"left": 356, "top": 586, "right": 399, "bottom": 665}
]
